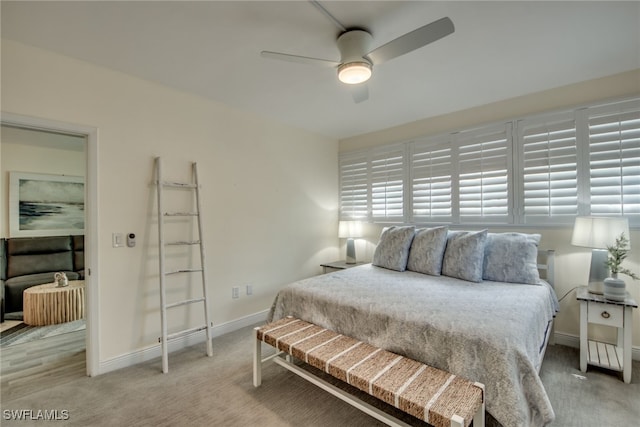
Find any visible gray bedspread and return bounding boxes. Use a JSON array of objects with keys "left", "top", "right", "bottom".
[{"left": 268, "top": 264, "right": 559, "bottom": 427}]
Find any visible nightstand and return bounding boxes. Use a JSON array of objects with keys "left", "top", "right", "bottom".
[
  {"left": 320, "top": 260, "right": 367, "bottom": 274},
  {"left": 577, "top": 286, "right": 637, "bottom": 383}
]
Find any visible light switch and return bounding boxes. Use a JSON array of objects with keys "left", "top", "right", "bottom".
[{"left": 112, "top": 232, "right": 124, "bottom": 248}]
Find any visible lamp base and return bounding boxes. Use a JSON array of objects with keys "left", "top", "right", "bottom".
[
  {"left": 345, "top": 238, "right": 356, "bottom": 264},
  {"left": 587, "top": 281, "right": 604, "bottom": 295},
  {"left": 587, "top": 249, "right": 608, "bottom": 295}
]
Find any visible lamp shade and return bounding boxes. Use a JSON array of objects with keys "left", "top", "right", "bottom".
[
  {"left": 571, "top": 216, "right": 630, "bottom": 249},
  {"left": 338, "top": 221, "right": 363, "bottom": 238}
]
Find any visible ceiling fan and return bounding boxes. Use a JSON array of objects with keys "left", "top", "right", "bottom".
[{"left": 261, "top": 1, "right": 455, "bottom": 103}]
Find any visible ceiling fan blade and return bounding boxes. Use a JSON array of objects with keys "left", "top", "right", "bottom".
[
  {"left": 349, "top": 83, "right": 369, "bottom": 103},
  {"left": 261, "top": 51, "right": 339, "bottom": 67},
  {"left": 366, "top": 17, "right": 454, "bottom": 64},
  {"left": 309, "top": 0, "right": 346, "bottom": 32}
]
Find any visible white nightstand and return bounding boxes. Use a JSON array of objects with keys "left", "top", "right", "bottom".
[
  {"left": 577, "top": 286, "right": 637, "bottom": 383},
  {"left": 320, "top": 260, "right": 366, "bottom": 274}
]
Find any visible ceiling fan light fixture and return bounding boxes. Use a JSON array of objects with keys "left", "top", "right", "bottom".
[{"left": 337, "top": 61, "right": 372, "bottom": 84}]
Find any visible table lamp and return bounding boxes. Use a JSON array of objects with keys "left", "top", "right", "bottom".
[
  {"left": 338, "top": 221, "right": 363, "bottom": 264},
  {"left": 571, "top": 216, "right": 630, "bottom": 294}
]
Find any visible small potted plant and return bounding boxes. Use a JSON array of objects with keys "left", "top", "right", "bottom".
[{"left": 603, "top": 233, "right": 638, "bottom": 301}]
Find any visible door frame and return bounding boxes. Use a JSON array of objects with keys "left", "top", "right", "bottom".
[{"left": 1, "top": 112, "right": 99, "bottom": 376}]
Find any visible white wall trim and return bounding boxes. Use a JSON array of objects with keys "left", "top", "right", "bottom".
[
  {"left": 554, "top": 331, "right": 640, "bottom": 362},
  {"left": 0, "top": 112, "right": 100, "bottom": 376},
  {"left": 91, "top": 311, "right": 640, "bottom": 374},
  {"left": 98, "top": 309, "right": 270, "bottom": 375}
]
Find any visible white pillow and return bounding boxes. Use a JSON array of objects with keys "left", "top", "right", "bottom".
[
  {"left": 372, "top": 226, "right": 416, "bottom": 272},
  {"left": 406, "top": 226, "right": 448, "bottom": 275},
  {"left": 441, "top": 230, "right": 488, "bottom": 283},
  {"left": 483, "top": 233, "right": 541, "bottom": 284}
]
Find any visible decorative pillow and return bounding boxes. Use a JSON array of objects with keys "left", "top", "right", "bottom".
[
  {"left": 406, "top": 226, "right": 449, "bottom": 275},
  {"left": 483, "top": 233, "right": 541, "bottom": 284},
  {"left": 441, "top": 230, "right": 488, "bottom": 283},
  {"left": 372, "top": 226, "right": 416, "bottom": 272}
]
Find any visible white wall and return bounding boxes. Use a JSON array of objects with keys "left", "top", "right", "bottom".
[
  {"left": 340, "top": 69, "right": 640, "bottom": 151},
  {"left": 339, "top": 70, "right": 640, "bottom": 350},
  {"left": 1, "top": 39, "right": 339, "bottom": 365}
]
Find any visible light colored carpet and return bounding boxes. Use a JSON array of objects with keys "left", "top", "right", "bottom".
[{"left": 1, "top": 324, "right": 638, "bottom": 426}]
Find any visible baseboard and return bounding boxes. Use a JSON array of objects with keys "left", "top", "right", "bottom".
[
  {"left": 97, "top": 319, "right": 639, "bottom": 375},
  {"left": 98, "top": 309, "right": 269, "bottom": 375},
  {"left": 553, "top": 331, "right": 640, "bottom": 361}
]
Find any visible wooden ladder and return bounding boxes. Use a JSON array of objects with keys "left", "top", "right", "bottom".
[{"left": 155, "top": 157, "right": 213, "bottom": 373}]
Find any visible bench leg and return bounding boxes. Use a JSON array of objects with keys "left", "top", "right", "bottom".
[
  {"left": 253, "top": 327, "right": 262, "bottom": 387},
  {"left": 473, "top": 382, "right": 485, "bottom": 427},
  {"left": 451, "top": 414, "right": 464, "bottom": 427}
]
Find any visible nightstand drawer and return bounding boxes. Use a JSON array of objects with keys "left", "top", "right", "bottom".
[{"left": 587, "top": 303, "right": 623, "bottom": 328}]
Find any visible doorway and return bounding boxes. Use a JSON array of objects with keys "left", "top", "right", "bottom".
[{"left": 0, "top": 114, "right": 98, "bottom": 376}]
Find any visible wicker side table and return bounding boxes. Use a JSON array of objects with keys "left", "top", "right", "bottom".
[{"left": 23, "top": 280, "right": 85, "bottom": 326}]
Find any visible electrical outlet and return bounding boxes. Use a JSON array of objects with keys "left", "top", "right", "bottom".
[
  {"left": 232, "top": 287, "right": 240, "bottom": 299},
  {"left": 246, "top": 284, "right": 253, "bottom": 295}
]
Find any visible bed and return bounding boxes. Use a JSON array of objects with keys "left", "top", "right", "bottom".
[{"left": 268, "top": 226, "right": 559, "bottom": 427}]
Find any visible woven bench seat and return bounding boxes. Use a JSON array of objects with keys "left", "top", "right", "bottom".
[{"left": 253, "top": 317, "right": 485, "bottom": 427}]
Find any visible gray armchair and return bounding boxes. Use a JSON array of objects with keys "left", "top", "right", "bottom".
[{"left": 1, "top": 235, "right": 84, "bottom": 322}]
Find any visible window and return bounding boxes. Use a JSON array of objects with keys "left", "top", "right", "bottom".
[
  {"left": 339, "top": 152, "right": 368, "bottom": 220},
  {"left": 338, "top": 145, "right": 405, "bottom": 222},
  {"left": 519, "top": 113, "right": 578, "bottom": 224},
  {"left": 587, "top": 102, "right": 640, "bottom": 218},
  {"left": 410, "top": 137, "right": 452, "bottom": 222},
  {"left": 338, "top": 97, "right": 640, "bottom": 227},
  {"left": 370, "top": 147, "right": 405, "bottom": 221},
  {"left": 457, "top": 124, "right": 511, "bottom": 223}
]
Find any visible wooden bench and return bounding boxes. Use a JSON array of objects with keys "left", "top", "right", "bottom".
[{"left": 253, "top": 317, "right": 485, "bottom": 427}]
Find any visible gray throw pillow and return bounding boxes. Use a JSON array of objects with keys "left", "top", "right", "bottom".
[
  {"left": 441, "top": 230, "right": 488, "bottom": 283},
  {"left": 483, "top": 233, "right": 541, "bottom": 284},
  {"left": 406, "top": 226, "right": 449, "bottom": 275},
  {"left": 372, "top": 226, "right": 416, "bottom": 271}
]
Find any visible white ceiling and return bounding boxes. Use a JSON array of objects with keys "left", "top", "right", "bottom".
[{"left": 2, "top": 1, "right": 639, "bottom": 140}]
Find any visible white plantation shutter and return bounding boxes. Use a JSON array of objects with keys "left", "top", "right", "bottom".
[
  {"left": 457, "top": 124, "right": 512, "bottom": 222},
  {"left": 370, "top": 146, "right": 405, "bottom": 221},
  {"left": 339, "top": 152, "right": 368, "bottom": 220},
  {"left": 337, "top": 97, "right": 639, "bottom": 227},
  {"left": 410, "top": 138, "right": 452, "bottom": 222},
  {"left": 519, "top": 114, "right": 578, "bottom": 223},
  {"left": 587, "top": 103, "right": 640, "bottom": 221}
]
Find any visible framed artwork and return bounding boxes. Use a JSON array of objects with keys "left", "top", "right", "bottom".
[{"left": 9, "top": 172, "right": 85, "bottom": 237}]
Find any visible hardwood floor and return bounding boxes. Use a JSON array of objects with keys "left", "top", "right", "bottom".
[{"left": 1, "top": 329, "right": 86, "bottom": 402}]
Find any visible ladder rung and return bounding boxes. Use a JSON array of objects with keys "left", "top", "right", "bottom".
[
  {"left": 161, "top": 181, "right": 197, "bottom": 188},
  {"left": 159, "top": 325, "right": 208, "bottom": 342},
  {"left": 165, "top": 268, "right": 203, "bottom": 275},
  {"left": 165, "top": 240, "right": 201, "bottom": 246},
  {"left": 165, "top": 297, "right": 205, "bottom": 309},
  {"left": 164, "top": 212, "right": 199, "bottom": 217}
]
